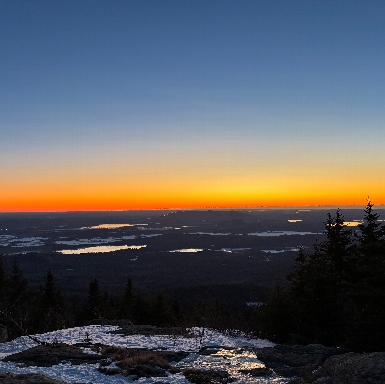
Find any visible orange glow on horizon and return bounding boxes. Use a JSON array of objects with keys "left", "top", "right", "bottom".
[
  {"left": 2, "top": 161, "right": 385, "bottom": 212},
  {"left": 2, "top": 192, "right": 385, "bottom": 212}
]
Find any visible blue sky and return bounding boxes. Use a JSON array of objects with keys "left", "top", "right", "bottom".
[{"left": 1, "top": 0, "right": 385, "bottom": 210}]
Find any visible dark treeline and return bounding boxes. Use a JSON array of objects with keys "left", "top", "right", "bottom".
[
  {"left": 0, "top": 260, "right": 248, "bottom": 341},
  {"left": 254, "top": 201, "right": 385, "bottom": 352},
  {"left": 0, "top": 263, "right": 189, "bottom": 340}
]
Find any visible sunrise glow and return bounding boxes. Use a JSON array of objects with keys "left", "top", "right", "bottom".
[{"left": 1, "top": 1, "right": 384, "bottom": 212}]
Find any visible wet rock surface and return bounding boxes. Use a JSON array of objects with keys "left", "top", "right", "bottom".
[
  {"left": 254, "top": 344, "right": 348, "bottom": 378},
  {"left": 183, "top": 368, "right": 234, "bottom": 384},
  {"left": 238, "top": 367, "right": 273, "bottom": 377},
  {"left": 3, "top": 343, "right": 104, "bottom": 367},
  {"left": 198, "top": 346, "right": 238, "bottom": 356}
]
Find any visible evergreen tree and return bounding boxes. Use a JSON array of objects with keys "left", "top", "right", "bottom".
[
  {"left": 344, "top": 202, "right": 385, "bottom": 351},
  {"left": 3, "top": 262, "right": 30, "bottom": 338},
  {"left": 343, "top": 240, "right": 385, "bottom": 351},
  {"left": 36, "top": 269, "right": 66, "bottom": 332},
  {"left": 132, "top": 293, "right": 151, "bottom": 324},
  {"left": 151, "top": 294, "right": 174, "bottom": 327},
  {"left": 99, "top": 291, "right": 116, "bottom": 322},
  {"left": 42, "top": 268, "right": 60, "bottom": 309},
  {"left": 277, "top": 210, "right": 355, "bottom": 345},
  {"left": 357, "top": 199, "right": 384, "bottom": 245},
  {"left": 0, "top": 255, "right": 6, "bottom": 298},
  {"left": 319, "top": 209, "right": 353, "bottom": 284},
  {"left": 86, "top": 278, "right": 101, "bottom": 320},
  {"left": 287, "top": 247, "right": 308, "bottom": 294},
  {"left": 259, "top": 286, "right": 294, "bottom": 343},
  {"left": 8, "top": 261, "right": 27, "bottom": 303},
  {"left": 118, "top": 277, "right": 134, "bottom": 320}
]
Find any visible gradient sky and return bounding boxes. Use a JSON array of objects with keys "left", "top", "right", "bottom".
[{"left": 1, "top": 0, "right": 385, "bottom": 211}]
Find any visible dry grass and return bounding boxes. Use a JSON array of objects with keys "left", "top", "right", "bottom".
[
  {"left": 101, "top": 346, "right": 121, "bottom": 355},
  {"left": 101, "top": 346, "right": 170, "bottom": 370}
]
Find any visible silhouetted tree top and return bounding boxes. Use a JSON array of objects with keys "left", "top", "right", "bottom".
[
  {"left": 41, "top": 268, "right": 63, "bottom": 309},
  {"left": 357, "top": 199, "right": 384, "bottom": 246}
]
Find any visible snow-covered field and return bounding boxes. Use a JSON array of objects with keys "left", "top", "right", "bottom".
[{"left": 0, "top": 325, "right": 290, "bottom": 384}]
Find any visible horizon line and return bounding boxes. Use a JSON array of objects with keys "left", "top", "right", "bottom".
[{"left": 1, "top": 204, "right": 383, "bottom": 214}]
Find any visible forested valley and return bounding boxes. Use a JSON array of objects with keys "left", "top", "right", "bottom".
[{"left": 0, "top": 202, "right": 384, "bottom": 353}]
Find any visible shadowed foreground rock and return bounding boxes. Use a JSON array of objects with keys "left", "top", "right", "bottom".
[
  {"left": 293, "top": 351, "right": 385, "bottom": 384},
  {"left": 0, "top": 372, "right": 65, "bottom": 384},
  {"left": 255, "top": 344, "right": 348, "bottom": 378},
  {"left": 3, "top": 343, "right": 103, "bottom": 367},
  {"left": 256, "top": 345, "right": 385, "bottom": 383}
]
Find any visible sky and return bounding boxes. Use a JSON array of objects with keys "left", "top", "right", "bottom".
[{"left": 1, "top": 0, "right": 385, "bottom": 211}]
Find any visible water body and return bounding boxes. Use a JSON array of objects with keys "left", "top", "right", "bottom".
[
  {"left": 248, "top": 231, "right": 320, "bottom": 236},
  {"left": 57, "top": 245, "right": 147, "bottom": 254},
  {"left": 138, "top": 226, "right": 173, "bottom": 230},
  {"left": 190, "top": 232, "right": 231, "bottom": 236},
  {"left": 0, "top": 236, "right": 48, "bottom": 247},
  {"left": 169, "top": 248, "right": 203, "bottom": 253},
  {"left": 81, "top": 223, "right": 147, "bottom": 229},
  {"left": 219, "top": 248, "right": 251, "bottom": 253},
  {"left": 261, "top": 248, "right": 299, "bottom": 254},
  {"left": 55, "top": 236, "right": 136, "bottom": 246}
]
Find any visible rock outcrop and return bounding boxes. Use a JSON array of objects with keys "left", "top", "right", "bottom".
[
  {"left": 3, "top": 343, "right": 104, "bottom": 367},
  {"left": 255, "top": 344, "right": 348, "bottom": 378},
  {"left": 293, "top": 351, "right": 385, "bottom": 384},
  {"left": 253, "top": 344, "right": 385, "bottom": 383}
]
